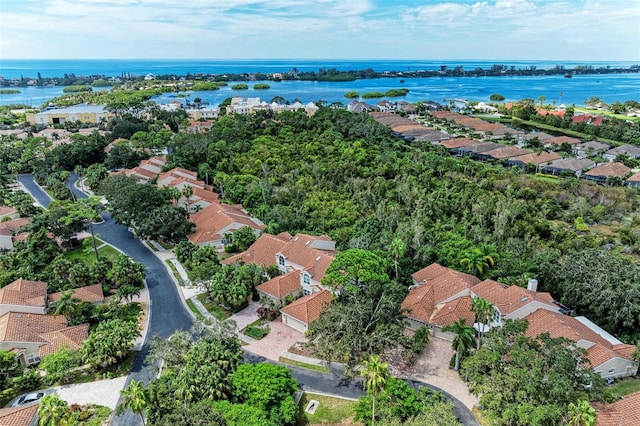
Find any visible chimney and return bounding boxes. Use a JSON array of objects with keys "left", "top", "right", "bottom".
[{"left": 527, "top": 279, "right": 538, "bottom": 292}]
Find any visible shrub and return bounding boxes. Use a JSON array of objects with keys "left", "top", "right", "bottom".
[{"left": 244, "top": 325, "right": 269, "bottom": 340}]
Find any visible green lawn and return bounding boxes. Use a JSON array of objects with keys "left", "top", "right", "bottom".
[
  {"left": 574, "top": 107, "right": 639, "bottom": 122},
  {"left": 186, "top": 298, "right": 204, "bottom": 319},
  {"left": 610, "top": 377, "right": 640, "bottom": 398},
  {"left": 63, "top": 237, "right": 120, "bottom": 265},
  {"left": 164, "top": 259, "right": 184, "bottom": 285},
  {"left": 196, "top": 293, "right": 232, "bottom": 320},
  {"left": 241, "top": 319, "right": 270, "bottom": 340},
  {"left": 297, "top": 392, "right": 359, "bottom": 425},
  {"left": 279, "top": 357, "right": 331, "bottom": 373}
]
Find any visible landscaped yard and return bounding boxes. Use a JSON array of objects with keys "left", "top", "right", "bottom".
[
  {"left": 241, "top": 319, "right": 270, "bottom": 340},
  {"left": 610, "top": 377, "right": 640, "bottom": 398},
  {"left": 297, "top": 392, "right": 360, "bottom": 425},
  {"left": 63, "top": 237, "right": 120, "bottom": 265},
  {"left": 279, "top": 357, "right": 331, "bottom": 373},
  {"left": 196, "top": 293, "right": 232, "bottom": 320}
]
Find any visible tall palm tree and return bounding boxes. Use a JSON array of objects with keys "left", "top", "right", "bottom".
[
  {"left": 460, "top": 244, "right": 498, "bottom": 277},
  {"left": 442, "top": 318, "right": 475, "bottom": 371},
  {"left": 389, "top": 238, "right": 406, "bottom": 279},
  {"left": 118, "top": 379, "right": 149, "bottom": 426},
  {"left": 52, "top": 290, "right": 78, "bottom": 321},
  {"left": 567, "top": 400, "right": 596, "bottom": 426},
  {"left": 471, "top": 297, "right": 495, "bottom": 349},
  {"left": 360, "top": 355, "right": 389, "bottom": 425},
  {"left": 37, "top": 394, "right": 69, "bottom": 426}
]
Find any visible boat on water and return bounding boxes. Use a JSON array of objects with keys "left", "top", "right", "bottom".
[{"left": 564, "top": 73, "right": 573, "bottom": 78}]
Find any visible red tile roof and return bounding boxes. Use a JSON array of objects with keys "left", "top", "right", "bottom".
[
  {"left": 584, "top": 162, "right": 631, "bottom": 178},
  {"left": 256, "top": 271, "right": 301, "bottom": 299},
  {"left": 48, "top": 284, "right": 104, "bottom": 304},
  {"left": 280, "top": 290, "right": 332, "bottom": 325},
  {"left": 0, "top": 404, "right": 38, "bottom": 426},
  {"left": 0, "top": 312, "right": 67, "bottom": 342},
  {"left": 523, "top": 310, "right": 636, "bottom": 368},
  {"left": 38, "top": 323, "right": 89, "bottom": 357},
  {"left": 404, "top": 264, "right": 479, "bottom": 325},
  {"left": 546, "top": 135, "right": 581, "bottom": 146},
  {"left": 482, "top": 146, "right": 532, "bottom": 159},
  {"left": 0, "top": 206, "right": 18, "bottom": 218},
  {"left": 508, "top": 151, "right": 561, "bottom": 165},
  {"left": 627, "top": 171, "right": 640, "bottom": 182},
  {"left": 430, "top": 296, "right": 475, "bottom": 327},
  {"left": 188, "top": 202, "right": 265, "bottom": 245},
  {"left": 439, "top": 138, "right": 478, "bottom": 149},
  {"left": 0, "top": 278, "right": 47, "bottom": 308},
  {"left": 472, "top": 279, "right": 556, "bottom": 316},
  {"left": 595, "top": 390, "right": 640, "bottom": 426},
  {"left": 224, "top": 233, "right": 291, "bottom": 267}
]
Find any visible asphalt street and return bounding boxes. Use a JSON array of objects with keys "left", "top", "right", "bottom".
[{"left": 16, "top": 174, "right": 477, "bottom": 425}]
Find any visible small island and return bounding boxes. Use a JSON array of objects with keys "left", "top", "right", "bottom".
[
  {"left": 253, "top": 83, "right": 270, "bottom": 90},
  {"left": 0, "top": 89, "right": 21, "bottom": 94},
  {"left": 231, "top": 83, "right": 249, "bottom": 90}
]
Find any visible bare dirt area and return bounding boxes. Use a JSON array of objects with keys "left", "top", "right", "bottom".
[{"left": 386, "top": 336, "right": 478, "bottom": 410}]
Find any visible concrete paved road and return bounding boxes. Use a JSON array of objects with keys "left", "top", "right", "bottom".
[{"left": 17, "top": 174, "right": 478, "bottom": 425}]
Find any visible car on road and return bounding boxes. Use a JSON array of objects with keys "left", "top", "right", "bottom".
[{"left": 11, "top": 391, "right": 46, "bottom": 407}]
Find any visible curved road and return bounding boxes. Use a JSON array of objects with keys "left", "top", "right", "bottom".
[{"left": 17, "top": 174, "right": 477, "bottom": 425}]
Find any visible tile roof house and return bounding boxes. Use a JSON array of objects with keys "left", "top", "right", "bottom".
[
  {"left": 524, "top": 310, "right": 638, "bottom": 379},
  {"left": 540, "top": 158, "right": 596, "bottom": 177},
  {"left": 223, "top": 232, "right": 292, "bottom": 267},
  {"left": 471, "top": 279, "right": 560, "bottom": 326},
  {"left": 48, "top": 284, "right": 105, "bottom": 305},
  {"left": 0, "top": 312, "right": 89, "bottom": 366},
  {"left": 544, "top": 135, "right": 582, "bottom": 149},
  {"left": 0, "top": 279, "right": 48, "bottom": 316},
  {"left": 256, "top": 271, "right": 303, "bottom": 305},
  {"left": 0, "top": 206, "right": 19, "bottom": 221},
  {"left": 402, "top": 264, "right": 480, "bottom": 332},
  {"left": 0, "top": 217, "right": 32, "bottom": 251},
  {"left": 403, "top": 263, "right": 638, "bottom": 378},
  {"left": 595, "top": 390, "right": 640, "bottom": 426},
  {"left": 626, "top": 171, "right": 640, "bottom": 189},
  {"left": 455, "top": 142, "right": 504, "bottom": 159},
  {"left": 478, "top": 146, "right": 532, "bottom": 161},
  {"left": 505, "top": 151, "right": 561, "bottom": 169},
  {"left": 603, "top": 144, "right": 640, "bottom": 162},
  {"left": 438, "top": 137, "right": 479, "bottom": 153},
  {"left": 583, "top": 162, "right": 631, "bottom": 185},
  {"left": 156, "top": 167, "right": 218, "bottom": 211},
  {"left": 0, "top": 403, "right": 39, "bottom": 426},
  {"left": 119, "top": 156, "right": 167, "bottom": 182},
  {"left": 280, "top": 289, "right": 332, "bottom": 333},
  {"left": 187, "top": 202, "right": 265, "bottom": 249}
]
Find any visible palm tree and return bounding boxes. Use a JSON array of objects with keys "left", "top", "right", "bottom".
[
  {"left": 471, "top": 297, "right": 495, "bottom": 349},
  {"left": 118, "top": 379, "right": 148, "bottom": 426},
  {"left": 52, "top": 290, "right": 78, "bottom": 321},
  {"left": 442, "top": 318, "right": 475, "bottom": 371},
  {"left": 37, "top": 394, "right": 69, "bottom": 426},
  {"left": 567, "top": 400, "right": 596, "bottom": 426},
  {"left": 389, "top": 238, "right": 406, "bottom": 278},
  {"left": 460, "top": 244, "right": 498, "bottom": 277},
  {"left": 360, "top": 355, "right": 389, "bottom": 425}
]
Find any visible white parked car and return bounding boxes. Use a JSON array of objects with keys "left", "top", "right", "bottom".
[{"left": 11, "top": 391, "right": 46, "bottom": 407}]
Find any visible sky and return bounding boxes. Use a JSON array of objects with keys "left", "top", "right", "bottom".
[{"left": 0, "top": 0, "right": 639, "bottom": 60}]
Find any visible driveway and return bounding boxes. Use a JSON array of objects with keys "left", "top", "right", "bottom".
[
  {"left": 53, "top": 377, "right": 128, "bottom": 410},
  {"left": 244, "top": 318, "right": 307, "bottom": 361}
]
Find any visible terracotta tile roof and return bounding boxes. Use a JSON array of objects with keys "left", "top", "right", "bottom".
[
  {"left": 280, "top": 290, "right": 332, "bottom": 325},
  {"left": 0, "top": 217, "right": 31, "bottom": 233},
  {"left": 472, "top": 279, "right": 557, "bottom": 316},
  {"left": 256, "top": 271, "right": 301, "bottom": 299},
  {"left": 0, "top": 278, "right": 47, "bottom": 308},
  {"left": 0, "top": 312, "right": 67, "bottom": 343},
  {"left": 404, "top": 264, "right": 479, "bottom": 324},
  {"left": 508, "top": 151, "right": 561, "bottom": 165},
  {"left": 430, "top": 295, "right": 475, "bottom": 327},
  {"left": 392, "top": 124, "right": 426, "bottom": 133},
  {"left": 439, "top": 138, "right": 478, "bottom": 149},
  {"left": 223, "top": 233, "right": 291, "bottom": 267},
  {"left": 482, "top": 146, "right": 532, "bottom": 159},
  {"left": 0, "top": 206, "right": 18, "bottom": 217},
  {"left": 546, "top": 135, "right": 581, "bottom": 146},
  {"left": 595, "top": 390, "right": 640, "bottom": 426},
  {"left": 523, "top": 310, "right": 636, "bottom": 368},
  {"left": 627, "top": 171, "right": 640, "bottom": 182},
  {"left": 48, "top": 284, "right": 104, "bottom": 304},
  {"left": 0, "top": 404, "right": 38, "bottom": 426},
  {"left": 279, "top": 234, "right": 337, "bottom": 281},
  {"left": 189, "top": 187, "right": 219, "bottom": 204},
  {"left": 584, "top": 162, "right": 631, "bottom": 178},
  {"left": 188, "top": 202, "right": 265, "bottom": 245},
  {"left": 460, "top": 142, "right": 504, "bottom": 153},
  {"left": 38, "top": 323, "right": 89, "bottom": 357},
  {"left": 411, "top": 263, "right": 479, "bottom": 287}
]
